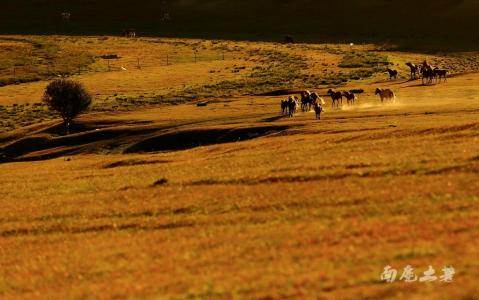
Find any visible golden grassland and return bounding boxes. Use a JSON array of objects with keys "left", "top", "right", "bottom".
[
  {"left": 1, "top": 36, "right": 479, "bottom": 129},
  {"left": 0, "top": 36, "right": 479, "bottom": 299}
]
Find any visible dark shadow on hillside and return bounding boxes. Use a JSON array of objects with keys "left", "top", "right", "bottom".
[
  {"left": 0, "top": 119, "right": 290, "bottom": 163},
  {"left": 124, "top": 126, "right": 289, "bottom": 154},
  {"left": 262, "top": 116, "right": 286, "bottom": 123},
  {"left": 40, "top": 120, "right": 154, "bottom": 136}
]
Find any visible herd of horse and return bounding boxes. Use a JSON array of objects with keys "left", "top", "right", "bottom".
[
  {"left": 280, "top": 88, "right": 395, "bottom": 119},
  {"left": 279, "top": 61, "right": 445, "bottom": 120},
  {"left": 281, "top": 91, "right": 325, "bottom": 119},
  {"left": 403, "top": 61, "right": 448, "bottom": 84}
]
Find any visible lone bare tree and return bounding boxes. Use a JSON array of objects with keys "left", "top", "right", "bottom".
[{"left": 42, "top": 79, "right": 92, "bottom": 134}]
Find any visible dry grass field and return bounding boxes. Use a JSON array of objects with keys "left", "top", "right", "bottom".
[{"left": 0, "top": 36, "right": 479, "bottom": 299}]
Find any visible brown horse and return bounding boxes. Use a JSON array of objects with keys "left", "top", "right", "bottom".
[
  {"left": 342, "top": 91, "right": 357, "bottom": 105},
  {"left": 375, "top": 88, "right": 395, "bottom": 103},
  {"left": 327, "top": 89, "right": 342, "bottom": 108},
  {"left": 386, "top": 69, "right": 398, "bottom": 80}
]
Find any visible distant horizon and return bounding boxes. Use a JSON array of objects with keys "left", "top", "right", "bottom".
[{"left": 1, "top": 0, "right": 479, "bottom": 50}]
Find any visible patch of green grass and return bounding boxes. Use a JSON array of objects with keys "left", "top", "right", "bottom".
[
  {"left": 0, "top": 103, "right": 57, "bottom": 132},
  {"left": 0, "top": 37, "right": 95, "bottom": 87},
  {"left": 339, "top": 51, "right": 390, "bottom": 68}
]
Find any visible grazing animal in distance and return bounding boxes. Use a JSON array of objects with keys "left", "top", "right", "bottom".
[
  {"left": 342, "top": 91, "right": 357, "bottom": 105},
  {"left": 406, "top": 63, "right": 419, "bottom": 79},
  {"left": 386, "top": 68, "right": 399, "bottom": 80},
  {"left": 375, "top": 88, "right": 396, "bottom": 103},
  {"left": 327, "top": 89, "right": 343, "bottom": 108},
  {"left": 122, "top": 29, "right": 136, "bottom": 38},
  {"left": 284, "top": 35, "right": 295, "bottom": 44},
  {"left": 61, "top": 12, "right": 71, "bottom": 22}
]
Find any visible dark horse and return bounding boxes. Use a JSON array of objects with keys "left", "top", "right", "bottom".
[
  {"left": 313, "top": 103, "right": 323, "bottom": 120},
  {"left": 327, "top": 89, "right": 343, "bottom": 108},
  {"left": 342, "top": 91, "right": 357, "bottom": 105},
  {"left": 434, "top": 68, "right": 448, "bottom": 83},
  {"left": 386, "top": 68, "right": 398, "bottom": 80},
  {"left": 406, "top": 63, "right": 419, "bottom": 80},
  {"left": 300, "top": 91, "right": 313, "bottom": 112},
  {"left": 287, "top": 96, "right": 298, "bottom": 117},
  {"left": 421, "top": 66, "right": 435, "bottom": 85}
]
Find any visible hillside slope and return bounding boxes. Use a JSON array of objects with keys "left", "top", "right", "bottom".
[
  {"left": 1, "top": 72, "right": 479, "bottom": 299},
  {"left": 1, "top": 0, "right": 479, "bottom": 48}
]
